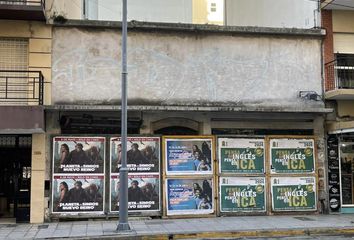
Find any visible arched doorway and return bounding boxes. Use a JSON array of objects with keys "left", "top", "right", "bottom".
[
  {"left": 154, "top": 126, "right": 198, "bottom": 135},
  {"left": 152, "top": 117, "right": 200, "bottom": 135}
]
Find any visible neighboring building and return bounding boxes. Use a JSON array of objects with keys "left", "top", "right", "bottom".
[
  {"left": 0, "top": 0, "right": 50, "bottom": 223},
  {"left": 225, "top": 0, "right": 321, "bottom": 28},
  {"left": 322, "top": 0, "right": 354, "bottom": 214},
  {"left": 46, "top": 0, "right": 224, "bottom": 25}
]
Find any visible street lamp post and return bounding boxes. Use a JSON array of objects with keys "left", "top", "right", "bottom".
[{"left": 117, "top": 0, "right": 130, "bottom": 232}]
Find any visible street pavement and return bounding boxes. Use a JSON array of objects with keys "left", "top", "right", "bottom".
[
  {"left": 242, "top": 237, "right": 354, "bottom": 240},
  {"left": 1, "top": 214, "right": 354, "bottom": 239}
]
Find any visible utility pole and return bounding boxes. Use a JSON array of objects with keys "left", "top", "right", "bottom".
[{"left": 117, "top": 0, "right": 130, "bottom": 232}]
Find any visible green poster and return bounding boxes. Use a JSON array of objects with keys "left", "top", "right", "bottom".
[
  {"left": 270, "top": 139, "right": 315, "bottom": 173},
  {"left": 220, "top": 177, "right": 266, "bottom": 212},
  {"left": 271, "top": 177, "right": 316, "bottom": 211},
  {"left": 218, "top": 138, "right": 264, "bottom": 173}
]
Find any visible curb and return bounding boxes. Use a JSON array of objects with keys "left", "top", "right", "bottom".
[{"left": 43, "top": 226, "right": 354, "bottom": 240}]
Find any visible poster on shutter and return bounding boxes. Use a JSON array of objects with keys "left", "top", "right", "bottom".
[
  {"left": 110, "top": 137, "right": 160, "bottom": 173},
  {"left": 270, "top": 138, "right": 315, "bottom": 174},
  {"left": 271, "top": 177, "right": 316, "bottom": 211},
  {"left": 52, "top": 175, "right": 104, "bottom": 213},
  {"left": 164, "top": 137, "right": 213, "bottom": 175},
  {"left": 110, "top": 174, "right": 160, "bottom": 212},
  {"left": 327, "top": 136, "right": 340, "bottom": 212},
  {"left": 220, "top": 177, "right": 266, "bottom": 212},
  {"left": 218, "top": 138, "right": 264, "bottom": 173},
  {"left": 166, "top": 178, "right": 214, "bottom": 215},
  {"left": 53, "top": 137, "right": 105, "bottom": 174}
]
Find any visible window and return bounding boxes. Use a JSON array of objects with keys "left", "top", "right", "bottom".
[
  {"left": 210, "top": 2, "right": 217, "bottom": 12},
  {"left": 0, "top": 38, "right": 28, "bottom": 71},
  {"left": 0, "top": 38, "right": 29, "bottom": 104},
  {"left": 336, "top": 53, "right": 354, "bottom": 89}
]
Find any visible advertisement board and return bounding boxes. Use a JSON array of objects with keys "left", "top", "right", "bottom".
[
  {"left": 164, "top": 137, "right": 213, "bottom": 175},
  {"left": 52, "top": 137, "right": 105, "bottom": 174},
  {"left": 218, "top": 138, "right": 264, "bottom": 173},
  {"left": 271, "top": 177, "right": 316, "bottom": 211},
  {"left": 52, "top": 175, "right": 104, "bottom": 213},
  {"left": 52, "top": 136, "right": 106, "bottom": 215},
  {"left": 270, "top": 138, "right": 315, "bottom": 174},
  {"left": 110, "top": 137, "right": 160, "bottom": 173},
  {"left": 166, "top": 178, "right": 214, "bottom": 215},
  {"left": 220, "top": 177, "right": 266, "bottom": 212},
  {"left": 110, "top": 174, "right": 160, "bottom": 212}
]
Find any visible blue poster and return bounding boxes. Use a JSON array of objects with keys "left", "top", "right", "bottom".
[
  {"left": 165, "top": 138, "right": 213, "bottom": 175},
  {"left": 166, "top": 178, "right": 214, "bottom": 215}
]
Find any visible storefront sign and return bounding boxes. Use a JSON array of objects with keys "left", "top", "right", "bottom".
[
  {"left": 52, "top": 175, "right": 104, "bottom": 213},
  {"left": 110, "top": 174, "right": 160, "bottom": 212},
  {"left": 166, "top": 178, "right": 214, "bottom": 215},
  {"left": 53, "top": 137, "right": 105, "bottom": 174},
  {"left": 110, "top": 137, "right": 160, "bottom": 173},
  {"left": 270, "top": 138, "right": 315, "bottom": 173},
  {"left": 164, "top": 137, "right": 213, "bottom": 175},
  {"left": 220, "top": 177, "right": 266, "bottom": 212},
  {"left": 271, "top": 177, "right": 316, "bottom": 211},
  {"left": 218, "top": 138, "right": 264, "bottom": 173}
]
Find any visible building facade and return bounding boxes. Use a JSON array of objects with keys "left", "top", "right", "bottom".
[
  {"left": 44, "top": 20, "right": 328, "bottom": 221},
  {"left": 322, "top": 0, "right": 354, "bottom": 213},
  {"left": 0, "top": 0, "right": 331, "bottom": 223},
  {"left": 0, "top": 0, "right": 50, "bottom": 223}
]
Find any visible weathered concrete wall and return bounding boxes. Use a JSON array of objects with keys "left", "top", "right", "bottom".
[{"left": 52, "top": 26, "right": 323, "bottom": 109}]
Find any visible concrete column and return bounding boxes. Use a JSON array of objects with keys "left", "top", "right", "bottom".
[
  {"left": 30, "top": 133, "right": 46, "bottom": 223},
  {"left": 199, "top": 114, "right": 211, "bottom": 134},
  {"left": 140, "top": 113, "right": 153, "bottom": 134},
  {"left": 43, "top": 112, "right": 61, "bottom": 221},
  {"left": 313, "top": 115, "right": 327, "bottom": 213}
]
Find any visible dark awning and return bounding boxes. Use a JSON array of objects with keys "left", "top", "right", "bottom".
[{"left": 0, "top": 106, "right": 44, "bottom": 134}]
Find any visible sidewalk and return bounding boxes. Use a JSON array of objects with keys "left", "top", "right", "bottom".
[{"left": 1, "top": 214, "right": 354, "bottom": 239}]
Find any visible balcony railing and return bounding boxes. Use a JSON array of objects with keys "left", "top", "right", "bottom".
[
  {"left": 0, "top": 0, "right": 44, "bottom": 7},
  {"left": 325, "top": 57, "right": 354, "bottom": 91},
  {"left": 0, "top": 0, "right": 46, "bottom": 20},
  {"left": 0, "top": 70, "right": 44, "bottom": 105}
]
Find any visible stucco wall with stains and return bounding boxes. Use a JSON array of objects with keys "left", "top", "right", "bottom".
[{"left": 52, "top": 26, "right": 323, "bottom": 109}]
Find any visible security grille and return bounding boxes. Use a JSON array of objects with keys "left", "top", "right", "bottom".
[
  {"left": 0, "top": 38, "right": 28, "bottom": 70},
  {"left": 0, "top": 136, "right": 16, "bottom": 147},
  {"left": 0, "top": 136, "right": 31, "bottom": 147},
  {"left": 0, "top": 38, "right": 29, "bottom": 104}
]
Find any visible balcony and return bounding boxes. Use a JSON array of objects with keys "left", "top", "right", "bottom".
[
  {"left": 322, "top": 0, "right": 354, "bottom": 10},
  {"left": 0, "top": 0, "right": 46, "bottom": 21},
  {"left": 325, "top": 56, "right": 354, "bottom": 100},
  {"left": 0, "top": 70, "right": 44, "bottom": 105}
]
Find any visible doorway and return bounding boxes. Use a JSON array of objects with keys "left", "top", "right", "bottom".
[
  {"left": 340, "top": 142, "right": 354, "bottom": 208},
  {"left": 0, "top": 135, "right": 32, "bottom": 223}
]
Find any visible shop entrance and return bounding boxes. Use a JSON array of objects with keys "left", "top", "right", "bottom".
[
  {"left": 340, "top": 142, "right": 354, "bottom": 208},
  {"left": 0, "top": 135, "right": 32, "bottom": 223}
]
